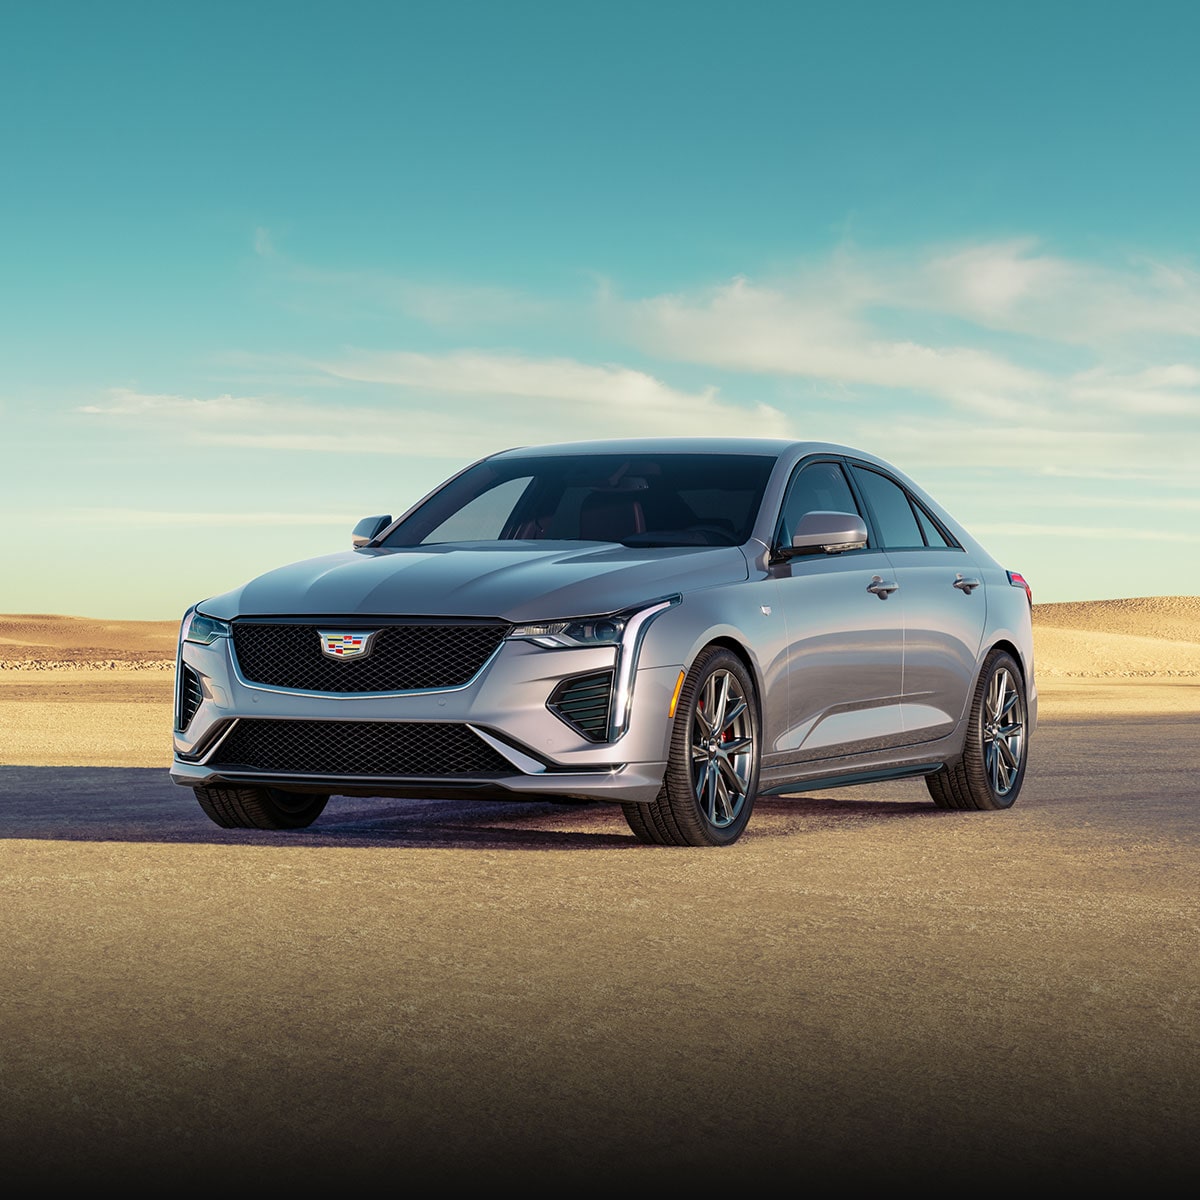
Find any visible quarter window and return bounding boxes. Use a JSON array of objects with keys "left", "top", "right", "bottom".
[{"left": 913, "top": 501, "right": 952, "bottom": 548}]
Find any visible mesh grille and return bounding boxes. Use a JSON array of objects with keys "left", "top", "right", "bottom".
[
  {"left": 547, "top": 670, "right": 614, "bottom": 742},
  {"left": 231, "top": 619, "right": 510, "bottom": 692},
  {"left": 177, "top": 664, "right": 204, "bottom": 730},
  {"left": 210, "top": 719, "right": 515, "bottom": 776}
]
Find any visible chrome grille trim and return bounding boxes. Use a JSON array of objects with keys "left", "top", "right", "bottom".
[{"left": 230, "top": 617, "right": 511, "bottom": 696}]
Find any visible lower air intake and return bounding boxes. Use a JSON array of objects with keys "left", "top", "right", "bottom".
[{"left": 210, "top": 719, "right": 515, "bottom": 776}]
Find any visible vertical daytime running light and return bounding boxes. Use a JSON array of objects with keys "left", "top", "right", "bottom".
[{"left": 609, "top": 597, "right": 678, "bottom": 740}]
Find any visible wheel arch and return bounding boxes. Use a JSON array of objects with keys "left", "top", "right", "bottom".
[
  {"left": 982, "top": 636, "right": 1029, "bottom": 684},
  {"left": 685, "top": 635, "right": 765, "bottom": 723}
]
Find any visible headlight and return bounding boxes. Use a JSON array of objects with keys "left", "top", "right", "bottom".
[
  {"left": 181, "top": 608, "right": 231, "bottom": 645},
  {"left": 508, "top": 617, "right": 626, "bottom": 648}
]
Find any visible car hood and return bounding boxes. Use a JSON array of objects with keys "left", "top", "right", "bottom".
[{"left": 199, "top": 541, "right": 750, "bottom": 622}]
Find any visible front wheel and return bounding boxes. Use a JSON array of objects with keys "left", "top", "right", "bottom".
[
  {"left": 622, "top": 646, "right": 761, "bottom": 846},
  {"left": 193, "top": 785, "right": 330, "bottom": 830},
  {"left": 926, "top": 648, "right": 1029, "bottom": 811}
]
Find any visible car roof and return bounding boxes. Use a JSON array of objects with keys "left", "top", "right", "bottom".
[{"left": 487, "top": 437, "right": 865, "bottom": 460}]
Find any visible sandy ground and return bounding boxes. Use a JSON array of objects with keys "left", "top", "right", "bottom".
[{"left": 1, "top": 601, "right": 1199, "bottom": 1184}]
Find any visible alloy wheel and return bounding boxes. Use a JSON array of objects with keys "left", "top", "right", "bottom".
[
  {"left": 983, "top": 665, "right": 1025, "bottom": 797},
  {"left": 690, "top": 667, "right": 755, "bottom": 829}
]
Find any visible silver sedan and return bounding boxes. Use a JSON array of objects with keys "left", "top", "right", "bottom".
[{"left": 171, "top": 437, "right": 1036, "bottom": 846}]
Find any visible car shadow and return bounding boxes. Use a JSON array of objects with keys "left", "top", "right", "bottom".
[{"left": 0, "top": 765, "right": 946, "bottom": 849}]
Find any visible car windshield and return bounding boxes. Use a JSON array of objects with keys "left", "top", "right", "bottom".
[{"left": 379, "top": 452, "right": 777, "bottom": 548}]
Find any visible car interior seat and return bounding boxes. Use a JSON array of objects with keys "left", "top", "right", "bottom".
[{"left": 578, "top": 491, "right": 647, "bottom": 541}]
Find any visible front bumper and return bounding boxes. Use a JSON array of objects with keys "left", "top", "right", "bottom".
[{"left": 171, "top": 632, "right": 675, "bottom": 805}]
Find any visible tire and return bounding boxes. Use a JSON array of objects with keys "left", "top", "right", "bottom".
[
  {"left": 926, "top": 648, "right": 1029, "bottom": 811},
  {"left": 193, "top": 785, "right": 330, "bottom": 830},
  {"left": 622, "top": 646, "right": 761, "bottom": 846}
]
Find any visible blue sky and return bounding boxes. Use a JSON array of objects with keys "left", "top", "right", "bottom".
[{"left": 3, "top": 1, "right": 1198, "bottom": 619}]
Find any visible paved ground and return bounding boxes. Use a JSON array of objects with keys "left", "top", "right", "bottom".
[{"left": 2, "top": 709, "right": 1199, "bottom": 1186}]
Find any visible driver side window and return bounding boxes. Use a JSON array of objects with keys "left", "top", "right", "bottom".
[{"left": 778, "top": 461, "right": 862, "bottom": 546}]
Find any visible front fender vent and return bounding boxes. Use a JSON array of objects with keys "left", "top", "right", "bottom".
[{"left": 547, "top": 670, "right": 614, "bottom": 742}]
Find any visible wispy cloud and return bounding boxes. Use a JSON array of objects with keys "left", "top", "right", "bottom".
[
  {"left": 970, "top": 522, "right": 1200, "bottom": 543},
  {"left": 787, "top": 413, "right": 1199, "bottom": 478},
  {"left": 253, "top": 233, "right": 546, "bottom": 329},
  {"left": 57, "top": 508, "right": 360, "bottom": 526},
  {"left": 83, "top": 236, "right": 1200, "bottom": 491},
  {"left": 916, "top": 239, "right": 1200, "bottom": 343},
  {"left": 1068, "top": 364, "right": 1200, "bottom": 415},
  {"left": 80, "top": 349, "right": 792, "bottom": 455},
  {"left": 600, "top": 239, "right": 1200, "bottom": 475},
  {"left": 312, "top": 348, "right": 790, "bottom": 431},
  {"left": 614, "top": 274, "right": 1048, "bottom": 415}
]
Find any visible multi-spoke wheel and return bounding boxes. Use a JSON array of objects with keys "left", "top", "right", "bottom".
[
  {"left": 622, "top": 646, "right": 761, "bottom": 846},
  {"left": 193, "top": 785, "right": 330, "bottom": 829},
  {"left": 926, "top": 648, "right": 1028, "bottom": 811}
]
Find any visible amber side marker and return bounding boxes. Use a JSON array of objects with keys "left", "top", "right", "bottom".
[{"left": 668, "top": 669, "right": 686, "bottom": 718}]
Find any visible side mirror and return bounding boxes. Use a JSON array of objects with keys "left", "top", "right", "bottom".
[
  {"left": 351, "top": 514, "right": 392, "bottom": 548},
  {"left": 786, "top": 510, "right": 868, "bottom": 556}
]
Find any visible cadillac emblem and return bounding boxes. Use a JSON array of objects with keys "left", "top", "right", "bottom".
[{"left": 318, "top": 630, "right": 379, "bottom": 660}]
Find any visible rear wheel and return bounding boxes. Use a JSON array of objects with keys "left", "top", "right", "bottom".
[
  {"left": 193, "top": 785, "right": 330, "bottom": 830},
  {"left": 622, "top": 646, "right": 761, "bottom": 846},
  {"left": 926, "top": 648, "right": 1028, "bottom": 811}
]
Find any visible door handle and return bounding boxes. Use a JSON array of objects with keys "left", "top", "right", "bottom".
[
  {"left": 953, "top": 574, "right": 981, "bottom": 594},
  {"left": 867, "top": 576, "right": 899, "bottom": 598}
]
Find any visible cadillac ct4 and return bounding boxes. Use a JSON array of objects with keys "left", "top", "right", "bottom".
[{"left": 171, "top": 437, "right": 1036, "bottom": 846}]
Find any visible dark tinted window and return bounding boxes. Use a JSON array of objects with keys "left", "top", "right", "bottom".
[
  {"left": 850, "top": 465, "right": 923, "bottom": 549},
  {"left": 778, "top": 461, "right": 861, "bottom": 545},
  {"left": 381, "top": 453, "right": 776, "bottom": 547},
  {"left": 913, "top": 501, "right": 952, "bottom": 548}
]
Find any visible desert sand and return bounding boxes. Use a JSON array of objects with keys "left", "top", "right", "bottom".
[{"left": 1, "top": 600, "right": 1198, "bottom": 1185}]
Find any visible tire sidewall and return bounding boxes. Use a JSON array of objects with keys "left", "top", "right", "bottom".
[
  {"left": 965, "top": 650, "right": 1028, "bottom": 810},
  {"left": 669, "top": 647, "right": 761, "bottom": 846}
]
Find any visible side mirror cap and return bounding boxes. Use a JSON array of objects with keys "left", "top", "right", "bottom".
[
  {"left": 352, "top": 514, "right": 392, "bottom": 548},
  {"left": 787, "top": 510, "right": 869, "bottom": 555}
]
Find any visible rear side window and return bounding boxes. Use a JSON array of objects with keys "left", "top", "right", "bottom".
[{"left": 849, "top": 465, "right": 924, "bottom": 549}]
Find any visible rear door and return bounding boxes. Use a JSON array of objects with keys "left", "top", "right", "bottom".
[{"left": 847, "top": 462, "right": 986, "bottom": 742}]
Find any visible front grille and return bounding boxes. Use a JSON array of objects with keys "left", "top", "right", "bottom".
[
  {"left": 231, "top": 619, "right": 510, "bottom": 693},
  {"left": 209, "top": 719, "right": 515, "bottom": 776},
  {"left": 176, "top": 664, "right": 204, "bottom": 730},
  {"left": 547, "top": 670, "right": 614, "bottom": 741}
]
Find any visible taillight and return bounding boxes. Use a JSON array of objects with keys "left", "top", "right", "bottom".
[{"left": 1007, "top": 571, "right": 1032, "bottom": 608}]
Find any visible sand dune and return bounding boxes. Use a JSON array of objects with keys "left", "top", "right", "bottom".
[
  {"left": 0, "top": 614, "right": 178, "bottom": 668},
  {"left": 1031, "top": 594, "right": 1200, "bottom": 638}
]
